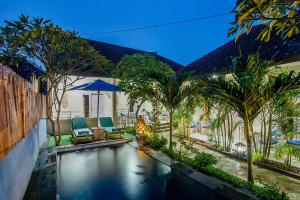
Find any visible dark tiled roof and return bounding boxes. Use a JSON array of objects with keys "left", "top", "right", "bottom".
[
  {"left": 3, "top": 61, "right": 47, "bottom": 94},
  {"left": 86, "top": 39, "right": 183, "bottom": 76},
  {"left": 9, "top": 61, "right": 44, "bottom": 82},
  {"left": 182, "top": 25, "right": 300, "bottom": 75}
]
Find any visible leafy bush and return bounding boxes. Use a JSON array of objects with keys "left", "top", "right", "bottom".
[
  {"left": 253, "top": 152, "right": 263, "bottom": 161},
  {"left": 216, "top": 146, "right": 224, "bottom": 151},
  {"left": 160, "top": 147, "right": 179, "bottom": 160},
  {"left": 193, "top": 152, "right": 218, "bottom": 168},
  {"left": 254, "top": 185, "right": 289, "bottom": 200},
  {"left": 144, "top": 135, "right": 167, "bottom": 150}
]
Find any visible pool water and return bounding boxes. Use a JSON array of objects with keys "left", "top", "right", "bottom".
[{"left": 57, "top": 144, "right": 226, "bottom": 200}]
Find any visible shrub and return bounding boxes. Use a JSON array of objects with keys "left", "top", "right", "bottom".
[
  {"left": 253, "top": 152, "right": 263, "bottom": 161},
  {"left": 254, "top": 185, "right": 289, "bottom": 200},
  {"left": 144, "top": 135, "right": 167, "bottom": 150},
  {"left": 161, "top": 147, "right": 178, "bottom": 160},
  {"left": 216, "top": 146, "right": 224, "bottom": 151},
  {"left": 193, "top": 152, "right": 218, "bottom": 169}
]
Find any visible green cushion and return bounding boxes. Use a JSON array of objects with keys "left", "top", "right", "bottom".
[
  {"left": 72, "top": 117, "right": 88, "bottom": 130},
  {"left": 99, "top": 117, "right": 114, "bottom": 127},
  {"left": 104, "top": 127, "right": 116, "bottom": 133}
]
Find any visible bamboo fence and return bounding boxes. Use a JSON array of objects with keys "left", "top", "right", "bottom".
[{"left": 0, "top": 64, "right": 45, "bottom": 160}]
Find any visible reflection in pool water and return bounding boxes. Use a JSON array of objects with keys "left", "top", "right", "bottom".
[{"left": 57, "top": 144, "right": 226, "bottom": 200}]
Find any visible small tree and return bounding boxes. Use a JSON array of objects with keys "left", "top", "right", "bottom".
[
  {"left": 142, "top": 72, "right": 193, "bottom": 150},
  {"left": 229, "top": 0, "right": 300, "bottom": 41},
  {"left": 209, "top": 101, "right": 240, "bottom": 152},
  {"left": 0, "top": 15, "right": 111, "bottom": 145},
  {"left": 257, "top": 90, "right": 300, "bottom": 161},
  {"left": 114, "top": 53, "right": 174, "bottom": 120}
]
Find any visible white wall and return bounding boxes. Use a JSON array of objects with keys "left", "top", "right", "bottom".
[
  {"left": 0, "top": 119, "right": 47, "bottom": 200},
  {"left": 57, "top": 76, "right": 154, "bottom": 119}
]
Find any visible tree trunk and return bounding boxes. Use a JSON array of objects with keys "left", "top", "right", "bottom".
[
  {"left": 252, "top": 125, "right": 257, "bottom": 153},
  {"left": 245, "top": 119, "right": 254, "bottom": 182},
  {"left": 260, "top": 118, "right": 263, "bottom": 153},
  {"left": 266, "top": 113, "right": 273, "bottom": 160},
  {"left": 227, "top": 113, "right": 233, "bottom": 152},
  {"left": 56, "top": 111, "right": 62, "bottom": 145},
  {"left": 135, "top": 100, "right": 144, "bottom": 120},
  {"left": 262, "top": 115, "right": 267, "bottom": 159},
  {"left": 53, "top": 80, "right": 67, "bottom": 146},
  {"left": 169, "top": 111, "right": 173, "bottom": 150},
  {"left": 223, "top": 121, "right": 227, "bottom": 151},
  {"left": 216, "top": 129, "right": 220, "bottom": 146},
  {"left": 46, "top": 88, "right": 58, "bottom": 145}
]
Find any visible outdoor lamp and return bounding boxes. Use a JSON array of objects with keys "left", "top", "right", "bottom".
[{"left": 136, "top": 115, "right": 147, "bottom": 136}]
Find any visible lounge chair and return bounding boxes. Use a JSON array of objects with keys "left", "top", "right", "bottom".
[
  {"left": 272, "top": 130, "right": 283, "bottom": 138},
  {"left": 99, "top": 117, "right": 124, "bottom": 139},
  {"left": 71, "top": 117, "right": 94, "bottom": 144}
]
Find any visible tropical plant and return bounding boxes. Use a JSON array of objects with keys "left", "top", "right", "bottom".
[
  {"left": 209, "top": 101, "right": 241, "bottom": 152},
  {"left": 114, "top": 53, "right": 174, "bottom": 119},
  {"left": 257, "top": 90, "right": 300, "bottom": 161},
  {"left": 145, "top": 99, "right": 162, "bottom": 136},
  {"left": 173, "top": 104, "right": 194, "bottom": 129},
  {"left": 195, "top": 53, "right": 300, "bottom": 182},
  {"left": 144, "top": 132, "right": 167, "bottom": 150},
  {"left": 173, "top": 95, "right": 203, "bottom": 138},
  {"left": 193, "top": 152, "right": 218, "bottom": 169},
  {"left": 275, "top": 140, "right": 300, "bottom": 169},
  {"left": 275, "top": 129, "right": 300, "bottom": 169},
  {"left": 0, "top": 15, "right": 110, "bottom": 145},
  {"left": 142, "top": 72, "right": 193, "bottom": 150},
  {"left": 229, "top": 0, "right": 300, "bottom": 41}
]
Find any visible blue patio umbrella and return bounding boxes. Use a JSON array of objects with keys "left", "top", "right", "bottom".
[{"left": 69, "top": 79, "right": 122, "bottom": 127}]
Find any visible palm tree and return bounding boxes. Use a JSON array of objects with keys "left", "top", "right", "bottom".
[
  {"left": 196, "top": 53, "right": 300, "bottom": 182},
  {"left": 258, "top": 90, "right": 300, "bottom": 161},
  {"left": 141, "top": 72, "right": 192, "bottom": 150},
  {"left": 209, "top": 101, "right": 240, "bottom": 152}
]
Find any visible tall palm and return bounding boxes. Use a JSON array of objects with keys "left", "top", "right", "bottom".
[
  {"left": 196, "top": 53, "right": 300, "bottom": 182},
  {"left": 141, "top": 72, "right": 192, "bottom": 150}
]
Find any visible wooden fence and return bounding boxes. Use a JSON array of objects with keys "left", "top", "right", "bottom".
[{"left": 0, "top": 64, "right": 46, "bottom": 160}]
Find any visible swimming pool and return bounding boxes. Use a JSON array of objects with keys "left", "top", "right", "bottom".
[{"left": 57, "top": 144, "right": 226, "bottom": 200}]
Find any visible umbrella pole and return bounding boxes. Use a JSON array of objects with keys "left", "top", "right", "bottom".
[{"left": 97, "top": 91, "right": 100, "bottom": 127}]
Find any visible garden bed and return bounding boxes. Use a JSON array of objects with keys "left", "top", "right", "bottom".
[
  {"left": 191, "top": 138, "right": 300, "bottom": 180},
  {"left": 130, "top": 142, "right": 258, "bottom": 200},
  {"left": 139, "top": 136, "right": 289, "bottom": 200}
]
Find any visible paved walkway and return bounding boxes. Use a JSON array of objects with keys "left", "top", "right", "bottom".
[{"left": 160, "top": 132, "right": 300, "bottom": 200}]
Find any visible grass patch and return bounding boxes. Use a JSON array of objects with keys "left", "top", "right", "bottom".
[
  {"left": 123, "top": 127, "right": 136, "bottom": 135},
  {"left": 47, "top": 134, "right": 73, "bottom": 148}
]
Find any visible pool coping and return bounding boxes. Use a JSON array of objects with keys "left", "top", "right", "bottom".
[
  {"left": 56, "top": 138, "right": 133, "bottom": 153},
  {"left": 128, "top": 141, "right": 258, "bottom": 200}
]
